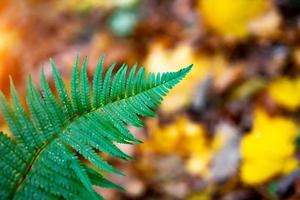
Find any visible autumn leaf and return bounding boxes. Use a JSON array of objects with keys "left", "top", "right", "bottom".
[
  {"left": 268, "top": 77, "right": 300, "bottom": 111},
  {"left": 198, "top": 0, "right": 269, "bottom": 39},
  {"left": 241, "top": 108, "right": 299, "bottom": 185}
]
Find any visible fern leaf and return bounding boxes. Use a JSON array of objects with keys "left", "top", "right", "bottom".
[
  {"left": 80, "top": 57, "right": 92, "bottom": 111},
  {"left": 0, "top": 132, "right": 26, "bottom": 199},
  {"left": 71, "top": 55, "right": 83, "bottom": 114},
  {"left": 126, "top": 63, "right": 137, "bottom": 96},
  {"left": 86, "top": 166, "right": 125, "bottom": 191},
  {"left": 101, "top": 63, "right": 116, "bottom": 105},
  {"left": 51, "top": 59, "right": 74, "bottom": 120},
  {"left": 92, "top": 55, "right": 104, "bottom": 108},
  {"left": 0, "top": 55, "right": 192, "bottom": 199},
  {"left": 41, "top": 67, "right": 65, "bottom": 127},
  {"left": 70, "top": 120, "right": 132, "bottom": 160},
  {"left": 26, "top": 77, "right": 56, "bottom": 139}
]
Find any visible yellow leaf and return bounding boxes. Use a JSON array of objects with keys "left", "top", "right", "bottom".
[
  {"left": 268, "top": 77, "right": 300, "bottom": 110},
  {"left": 241, "top": 159, "right": 283, "bottom": 185},
  {"left": 198, "top": 0, "right": 269, "bottom": 39},
  {"left": 240, "top": 108, "right": 298, "bottom": 184},
  {"left": 141, "top": 117, "right": 208, "bottom": 157}
]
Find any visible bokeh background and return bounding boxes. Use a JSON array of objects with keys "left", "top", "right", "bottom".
[{"left": 1, "top": 0, "right": 300, "bottom": 199}]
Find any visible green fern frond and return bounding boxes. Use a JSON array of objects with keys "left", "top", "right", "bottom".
[{"left": 0, "top": 55, "right": 192, "bottom": 200}]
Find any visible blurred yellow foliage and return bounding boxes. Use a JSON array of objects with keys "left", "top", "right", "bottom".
[
  {"left": 0, "top": 25, "right": 19, "bottom": 52},
  {"left": 268, "top": 77, "right": 300, "bottom": 110},
  {"left": 142, "top": 117, "right": 226, "bottom": 178},
  {"left": 142, "top": 117, "right": 207, "bottom": 155},
  {"left": 185, "top": 152, "right": 213, "bottom": 178},
  {"left": 198, "top": 0, "right": 269, "bottom": 39},
  {"left": 145, "top": 42, "right": 227, "bottom": 113},
  {"left": 241, "top": 108, "right": 298, "bottom": 185},
  {"left": 0, "top": 25, "right": 19, "bottom": 88}
]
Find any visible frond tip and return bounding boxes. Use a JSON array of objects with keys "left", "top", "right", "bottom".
[{"left": 0, "top": 55, "right": 192, "bottom": 200}]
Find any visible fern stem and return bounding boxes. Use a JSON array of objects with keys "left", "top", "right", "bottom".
[{"left": 13, "top": 135, "right": 59, "bottom": 197}]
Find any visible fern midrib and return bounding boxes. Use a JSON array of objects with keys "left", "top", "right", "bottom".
[
  {"left": 14, "top": 134, "right": 58, "bottom": 196},
  {"left": 12, "top": 77, "right": 173, "bottom": 197}
]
